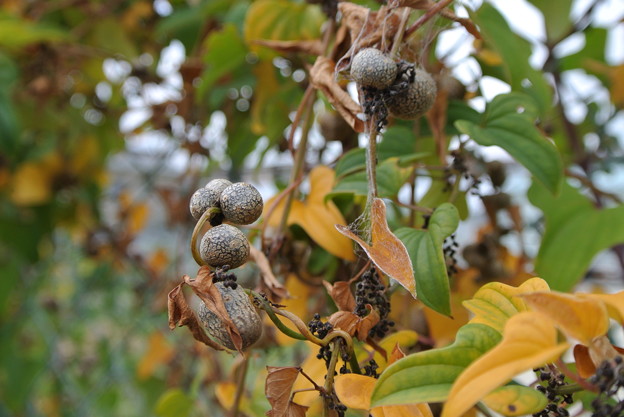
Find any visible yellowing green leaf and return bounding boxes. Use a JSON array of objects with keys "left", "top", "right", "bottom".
[
  {"left": 265, "top": 166, "right": 355, "bottom": 261},
  {"left": 154, "top": 389, "right": 193, "bottom": 417},
  {"left": 441, "top": 312, "right": 569, "bottom": 417},
  {"left": 244, "top": 0, "right": 325, "bottom": 58},
  {"left": 335, "top": 374, "right": 432, "bottom": 417},
  {"left": 371, "top": 324, "right": 502, "bottom": 407},
  {"left": 10, "top": 152, "right": 63, "bottom": 206},
  {"left": 336, "top": 198, "right": 415, "bottom": 297},
  {"left": 482, "top": 385, "right": 548, "bottom": 416},
  {"left": 520, "top": 291, "right": 609, "bottom": 344},
  {"left": 463, "top": 277, "right": 550, "bottom": 333},
  {"left": 215, "top": 382, "right": 237, "bottom": 410}
]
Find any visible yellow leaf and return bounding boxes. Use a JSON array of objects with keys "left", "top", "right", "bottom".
[
  {"left": 423, "top": 294, "right": 470, "bottom": 347},
  {"left": 251, "top": 61, "right": 280, "bottom": 135},
  {"left": 136, "top": 331, "right": 175, "bottom": 380},
  {"left": 482, "top": 385, "right": 548, "bottom": 416},
  {"left": 578, "top": 291, "right": 624, "bottom": 324},
  {"left": 264, "top": 166, "right": 355, "bottom": 260},
  {"left": 335, "top": 374, "right": 432, "bottom": 417},
  {"left": 335, "top": 374, "right": 375, "bottom": 409},
  {"left": 336, "top": 198, "right": 415, "bottom": 297},
  {"left": 215, "top": 382, "right": 237, "bottom": 410},
  {"left": 520, "top": 291, "right": 609, "bottom": 344},
  {"left": 442, "top": 311, "right": 569, "bottom": 417},
  {"left": 10, "top": 152, "right": 63, "bottom": 206},
  {"left": 128, "top": 203, "right": 149, "bottom": 235},
  {"left": 463, "top": 277, "right": 550, "bottom": 333},
  {"left": 148, "top": 248, "right": 169, "bottom": 276}
]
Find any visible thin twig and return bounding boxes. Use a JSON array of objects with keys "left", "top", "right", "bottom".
[
  {"left": 231, "top": 357, "right": 249, "bottom": 417},
  {"left": 405, "top": 0, "right": 454, "bottom": 39}
]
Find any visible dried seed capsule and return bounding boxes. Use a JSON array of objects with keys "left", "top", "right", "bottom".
[
  {"left": 385, "top": 68, "right": 437, "bottom": 119},
  {"left": 189, "top": 179, "right": 232, "bottom": 220},
  {"left": 198, "top": 281, "right": 262, "bottom": 350},
  {"left": 351, "top": 48, "right": 398, "bottom": 90},
  {"left": 200, "top": 224, "right": 250, "bottom": 269},
  {"left": 220, "top": 182, "right": 263, "bottom": 225}
]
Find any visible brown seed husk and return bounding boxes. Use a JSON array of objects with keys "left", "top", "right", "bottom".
[
  {"left": 200, "top": 224, "right": 250, "bottom": 268},
  {"left": 385, "top": 68, "right": 437, "bottom": 119}
]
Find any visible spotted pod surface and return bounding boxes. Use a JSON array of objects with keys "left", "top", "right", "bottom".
[
  {"left": 200, "top": 224, "right": 250, "bottom": 268},
  {"left": 198, "top": 282, "right": 262, "bottom": 350},
  {"left": 385, "top": 68, "right": 437, "bottom": 120},
  {"left": 189, "top": 178, "right": 232, "bottom": 220},
  {"left": 351, "top": 48, "right": 398, "bottom": 90},
  {"left": 220, "top": 182, "right": 263, "bottom": 225}
]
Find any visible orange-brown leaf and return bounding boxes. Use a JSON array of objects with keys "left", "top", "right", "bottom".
[
  {"left": 136, "top": 331, "right": 175, "bottom": 380},
  {"left": 328, "top": 306, "right": 380, "bottom": 341},
  {"left": 573, "top": 344, "right": 595, "bottom": 378},
  {"left": 265, "top": 366, "right": 302, "bottom": 417},
  {"left": 167, "top": 282, "right": 225, "bottom": 351},
  {"left": 249, "top": 246, "right": 288, "bottom": 299},
  {"left": 336, "top": 199, "right": 415, "bottom": 297},
  {"left": 323, "top": 281, "right": 356, "bottom": 312}
]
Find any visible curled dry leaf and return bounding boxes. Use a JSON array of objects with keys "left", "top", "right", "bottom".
[
  {"left": 328, "top": 305, "right": 380, "bottom": 341},
  {"left": 249, "top": 245, "right": 289, "bottom": 300},
  {"left": 337, "top": 3, "right": 400, "bottom": 56},
  {"left": 310, "top": 56, "right": 364, "bottom": 133},
  {"left": 336, "top": 198, "right": 416, "bottom": 298},
  {"left": 252, "top": 39, "right": 323, "bottom": 56},
  {"left": 167, "top": 281, "right": 225, "bottom": 351},
  {"left": 265, "top": 366, "right": 308, "bottom": 417},
  {"left": 184, "top": 266, "right": 244, "bottom": 352},
  {"left": 323, "top": 280, "right": 357, "bottom": 312}
]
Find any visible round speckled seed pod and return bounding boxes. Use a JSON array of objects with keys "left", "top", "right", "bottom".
[
  {"left": 198, "top": 282, "right": 262, "bottom": 350},
  {"left": 200, "top": 224, "right": 250, "bottom": 268},
  {"left": 385, "top": 68, "right": 437, "bottom": 120},
  {"left": 351, "top": 48, "right": 398, "bottom": 90},
  {"left": 189, "top": 179, "right": 232, "bottom": 220},
  {"left": 219, "top": 182, "right": 263, "bottom": 225}
]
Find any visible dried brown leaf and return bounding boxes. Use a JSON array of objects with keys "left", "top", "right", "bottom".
[
  {"left": 335, "top": 198, "right": 416, "bottom": 297},
  {"left": 328, "top": 305, "right": 380, "bottom": 341},
  {"left": 265, "top": 366, "right": 302, "bottom": 417},
  {"left": 250, "top": 246, "right": 289, "bottom": 300},
  {"left": 322, "top": 281, "right": 356, "bottom": 312},
  {"left": 184, "top": 266, "right": 244, "bottom": 352},
  {"left": 167, "top": 282, "right": 225, "bottom": 351},
  {"left": 310, "top": 56, "right": 364, "bottom": 133},
  {"left": 337, "top": 3, "right": 400, "bottom": 52},
  {"left": 253, "top": 39, "right": 323, "bottom": 56}
]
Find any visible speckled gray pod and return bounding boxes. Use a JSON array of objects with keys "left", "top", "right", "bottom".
[
  {"left": 189, "top": 179, "right": 232, "bottom": 220},
  {"left": 220, "top": 182, "right": 263, "bottom": 225},
  {"left": 351, "top": 48, "right": 398, "bottom": 90},
  {"left": 385, "top": 68, "right": 437, "bottom": 119},
  {"left": 198, "top": 282, "right": 262, "bottom": 350},
  {"left": 200, "top": 224, "right": 250, "bottom": 268}
]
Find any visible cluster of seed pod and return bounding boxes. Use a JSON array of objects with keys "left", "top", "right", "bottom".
[
  {"left": 189, "top": 179, "right": 264, "bottom": 350},
  {"left": 350, "top": 48, "right": 437, "bottom": 125},
  {"left": 190, "top": 179, "right": 263, "bottom": 269}
]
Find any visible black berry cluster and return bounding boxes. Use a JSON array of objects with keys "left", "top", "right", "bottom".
[
  {"left": 363, "top": 359, "right": 380, "bottom": 378},
  {"left": 211, "top": 265, "right": 238, "bottom": 290},
  {"left": 443, "top": 234, "right": 459, "bottom": 277},
  {"left": 323, "top": 392, "right": 347, "bottom": 417},
  {"left": 532, "top": 367, "right": 573, "bottom": 417},
  {"left": 354, "top": 269, "right": 393, "bottom": 339},
  {"left": 589, "top": 357, "right": 624, "bottom": 417},
  {"left": 308, "top": 313, "right": 335, "bottom": 366}
]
